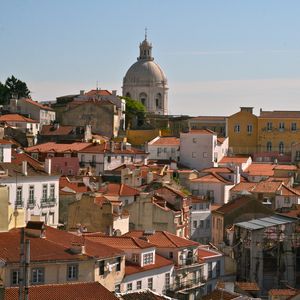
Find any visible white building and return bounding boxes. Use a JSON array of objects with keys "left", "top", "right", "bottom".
[
  {"left": 78, "top": 141, "right": 148, "bottom": 175},
  {"left": 190, "top": 197, "right": 211, "bottom": 244},
  {"left": 10, "top": 97, "right": 55, "bottom": 127},
  {"left": 180, "top": 129, "right": 228, "bottom": 171},
  {"left": 147, "top": 136, "right": 180, "bottom": 161},
  {"left": 122, "top": 34, "right": 168, "bottom": 115},
  {"left": 0, "top": 144, "right": 60, "bottom": 227}
]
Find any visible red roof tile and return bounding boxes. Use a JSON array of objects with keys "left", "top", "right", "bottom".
[
  {"left": 125, "top": 254, "right": 173, "bottom": 276},
  {"left": 26, "top": 142, "right": 92, "bottom": 153},
  {"left": 220, "top": 156, "right": 250, "bottom": 164},
  {"left": 0, "top": 114, "right": 38, "bottom": 123},
  {"left": 123, "top": 231, "right": 199, "bottom": 248},
  {"left": 198, "top": 248, "right": 222, "bottom": 260},
  {"left": 274, "top": 164, "right": 298, "bottom": 170},
  {"left": 60, "top": 176, "right": 90, "bottom": 193},
  {"left": 268, "top": 289, "right": 297, "bottom": 296},
  {"left": 4, "top": 282, "right": 118, "bottom": 300},
  {"left": 84, "top": 89, "right": 112, "bottom": 96},
  {"left": 23, "top": 98, "right": 54, "bottom": 111},
  {"left": 244, "top": 163, "right": 275, "bottom": 176},
  {"left": 40, "top": 125, "right": 75, "bottom": 136},
  {"left": 260, "top": 110, "right": 300, "bottom": 118},
  {"left": 98, "top": 183, "right": 140, "bottom": 197},
  {"left": 214, "top": 197, "right": 253, "bottom": 214},
  {"left": 11, "top": 149, "right": 44, "bottom": 171},
  {"left": 191, "top": 173, "right": 231, "bottom": 184},
  {"left": 202, "top": 288, "right": 240, "bottom": 300},
  {"left": 235, "top": 281, "right": 260, "bottom": 291},
  {"left": 183, "top": 129, "right": 216, "bottom": 135},
  {"left": 150, "top": 136, "right": 180, "bottom": 146}
]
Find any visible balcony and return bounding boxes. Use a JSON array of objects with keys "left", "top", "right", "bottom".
[
  {"left": 90, "top": 161, "right": 96, "bottom": 167},
  {"left": 27, "top": 198, "right": 36, "bottom": 209},
  {"left": 41, "top": 197, "right": 56, "bottom": 208},
  {"left": 79, "top": 161, "right": 85, "bottom": 168},
  {"left": 167, "top": 277, "right": 205, "bottom": 292},
  {"left": 15, "top": 199, "right": 24, "bottom": 208}
]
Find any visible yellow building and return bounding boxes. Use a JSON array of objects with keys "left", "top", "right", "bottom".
[
  {"left": 0, "top": 185, "right": 26, "bottom": 232},
  {"left": 227, "top": 107, "right": 258, "bottom": 154},
  {"left": 257, "top": 110, "right": 300, "bottom": 155}
]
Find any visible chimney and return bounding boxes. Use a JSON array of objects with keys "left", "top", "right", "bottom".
[
  {"left": 144, "top": 142, "right": 148, "bottom": 153},
  {"left": 147, "top": 171, "right": 154, "bottom": 184},
  {"left": 44, "top": 158, "right": 52, "bottom": 175},
  {"left": 110, "top": 141, "right": 115, "bottom": 152},
  {"left": 234, "top": 165, "right": 240, "bottom": 184},
  {"left": 80, "top": 90, "right": 85, "bottom": 96},
  {"left": 112, "top": 90, "right": 117, "bottom": 96},
  {"left": 22, "top": 161, "right": 28, "bottom": 176}
]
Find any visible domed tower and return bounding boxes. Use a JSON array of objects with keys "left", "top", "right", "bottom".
[{"left": 122, "top": 33, "right": 168, "bottom": 115}]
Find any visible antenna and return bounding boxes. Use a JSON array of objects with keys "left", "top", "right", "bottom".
[{"left": 96, "top": 81, "right": 99, "bottom": 91}]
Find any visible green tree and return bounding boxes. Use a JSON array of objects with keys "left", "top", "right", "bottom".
[
  {"left": 0, "top": 82, "right": 9, "bottom": 105},
  {"left": 5, "top": 75, "right": 30, "bottom": 99},
  {"left": 121, "top": 96, "right": 146, "bottom": 129}
]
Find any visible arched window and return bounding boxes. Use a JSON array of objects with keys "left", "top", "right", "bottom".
[
  {"left": 139, "top": 92, "right": 147, "bottom": 107},
  {"left": 156, "top": 93, "right": 162, "bottom": 108},
  {"left": 267, "top": 142, "right": 272, "bottom": 152},
  {"left": 279, "top": 142, "right": 284, "bottom": 154}
]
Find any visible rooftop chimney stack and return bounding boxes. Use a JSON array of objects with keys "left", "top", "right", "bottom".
[
  {"left": 44, "top": 158, "right": 52, "bottom": 175},
  {"left": 22, "top": 161, "right": 28, "bottom": 176}
]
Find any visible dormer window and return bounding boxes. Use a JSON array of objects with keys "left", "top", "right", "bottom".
[{"left": 143, "top": 253, "right": 154, "bottom": 265}]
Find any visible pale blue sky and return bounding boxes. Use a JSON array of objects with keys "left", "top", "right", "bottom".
[{"left": 1, "top": 0, "right": 300, "bottom": 115}]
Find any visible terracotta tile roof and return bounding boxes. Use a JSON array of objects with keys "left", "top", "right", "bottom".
[
  {"left": 125, "top": 254, "right": 173, "bottom": 276},
  {"left": 244, "top": 163, "right": 275, "bottom": 176},
  {"left": 84, "top": 235, "right": 154, "bottom": 250},
  {"left": 44, "top": 226, "right": 124, "bottom": 259},
  {"left": 252, "top": 181, "right": 282, "bottom": 193},
  {"left": 81, "top": 142, "right": 146, "bottom": 155},
  {"left": 60, "top": 176, "right": 90, "bottom": 193},
  {"left": 26, "top": 142, "right": 92, "bottom": 153},
  {"left": 280, "top": 185, "right": 300, "bottom": 196},
  {"left": 0, "top": 139, "right": 12, "bottom": 145},
  {"left": 235, "top": 281, "right": 260, "bottom": 291},
  {"left": 0, "top": 161, "right": 48, "bottom": 177},
  {"left": 150, "top": 136, "right": 180, "bottom": 146},
  {"left": 191, "top": 173, "right": 231, "bottom": 184},
  {"left": 274, "top": 164, "right": 298, "bottom": 170},
  {"left": 0, "top": 114, "right": 38, "bottom": 123},
  {"left": 123, "top": 231, "right": 199, "bottom": 248},
  {"left": 214, "top": 197, "right": 253, "bottom": 214},
  {"left": 260, "top": 110, "right": 300, "bottom": 118},
  {"left": 98, "top": 183, "right": 140, "bottom": 197},
  {"left": 23, "top": 98, "right": 54, "bottom": 111},
  {"left": 230, "top": 182, "right": 257, "bottom": 192},
  {"left": 84, "top": 89, "right": 112, "bottom": 96},
  {"left": 268, "top": 289, "right": 297, "bottom": 296},
  {"left": 202, "top": 288, "right": 240, "bottom": 300},
  {"left": 4, "top": 282, "right": 118, "bottom": 300},
  {"left": 220, "top": 156, "right": 250, "bottom": 164},
  {"left": 278, "top": 205, "right": 300, "bottom": 218},
  {"left": 201, "top": 167, "right": 233, "bottom": 173},
  {"left": 120, "top": 290, "right": 169, "bottom": 300},
  {"left": 154, "top": 185, "right": 187, "bottom": 199},
  {"left": 198, "top": 248, "right": 222, "bottom": 260},
  {"left": 40, "top": 125, "right": 75, "bottom": 136},
  {"left": 11, "top": 149, "right": 44, "bottom": 170}
]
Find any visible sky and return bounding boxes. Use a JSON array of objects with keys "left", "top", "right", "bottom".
[{"left": 1, "top": 0, "right": 300, "bottom": 116}]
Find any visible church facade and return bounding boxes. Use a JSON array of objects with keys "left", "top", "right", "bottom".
[{"left": 122, "top": 35, "right": 168, "bottom": 115}]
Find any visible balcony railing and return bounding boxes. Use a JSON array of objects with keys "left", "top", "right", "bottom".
[
  {"left": 41, "top": 197, "right": 56, "bottom": 207},
  {"left": 167, "top": 277, "right": 205, "bottom": 292},
  {"left": 15, "top": 199, "right": 24, "bottom": 208},
  {"left": 90, "top": 161, "right": 96, "bottom": 167},
  {"left": 27, "top": 198, "right": 36, "bottom": 209}
]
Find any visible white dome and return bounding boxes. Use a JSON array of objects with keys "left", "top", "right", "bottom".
[{"left": 124, "top": 60, "right": 167, "bottom": 85}]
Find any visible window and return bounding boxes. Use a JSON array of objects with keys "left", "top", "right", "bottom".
[
  {"left": 116, "top": 257, "right": 121, "bottom": 271},
  {"left": 203, "top": 152, "right": 208, "bottom": 158},
  {"left": 284, "top": 197, "right": 290, "bottom": 204},
  {"left": 67, "top": 264, "right": 78, "bottom": 281},
  {"left": 99, "top": 260, "right": 105, "bottom": 275},
  {"left": 42, "top": 184, "right": 47, "bottom": 200},
  {"left": 121, "top": 156, "right": 125, "bottom": 163},
  {"left": 200, "top": 220, "right": 204, "bottom": 228},
  {"left": 279, "top": 122, "right": 285, "bottom": 130},
  {"left": 115, "top": 284, "right": 121, "bottom": 293},
  {"left": 291, "top": 122, "right": 297, "bottom": 131},
  {"left": 16, "top": 186, "right": 23, "bottom": 206},
  {"left": 208, "top": 262, "right": 212, "bottom": 279},
  {"left": 165, "top": 273, "right": 170, "bottom": 290},
  {"left": 81, "top": 154, "right": 85, "bottom": 162},
  {"left": 143, "top": 253, "right": 153, "bottom": 265},
  {"left": 169, "top": 252, "right": 173, "bottom": 259},
  {"left": 92, "top": 155, "right": 96, "bottom": 162},
  {"left": 267, "top": 141, "right": 272, "bottom": 152},
  {"left": 192, "top": 152, "right": 196, "bottom": 158},
  {"left": 247, "top": 124, "right": 253, "bottom": 134},
  {"left": 107, "top": 156, "right": 111, "bottom": 163},
  {"left": 193, "top": 220, "right": 197, "bottom": 229},
  {"left": 50, "top": 184, "right": 55, "bottom": 200},
  {"left": 49, "top": 212, "right": 55, "bottom": 225},
  {"left": 136, "top": 280, "right": 142, "bottom": 290},
  {"left": 132, "top": 253, "right": 139, "bottom": 263},
  {"left": 127, "top": 283, "right": 132, "bottom": 291},
  {"left": 279, "top": 142, "right": 284, "bottom": 154},
  {"left": 296, "top": 151, "right": 300, "bottom": 160},
  {"left": 216, "top": 260, "right": 221, "bottom": 277},
  {"left": 148, "top": 277, "right": 153, "bottom": 290},
  {"left": 31, "top": 268, "right": 44, "bottom": 284},
  {"left": 206, "top": 219, "right": 210, "bottom": 229},
  {"left": 11, "top": 269, "right": 20, "bottom": 286},
  {"left": 234, "top": 124, "right": 240, "bottom": 133},
  {"left": 267, "top": 122, "right": 272, "bottom": 131}
]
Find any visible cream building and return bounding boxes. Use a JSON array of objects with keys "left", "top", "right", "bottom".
[{"left": 122, "top": 33, "right": 168, "bottom": 115}]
